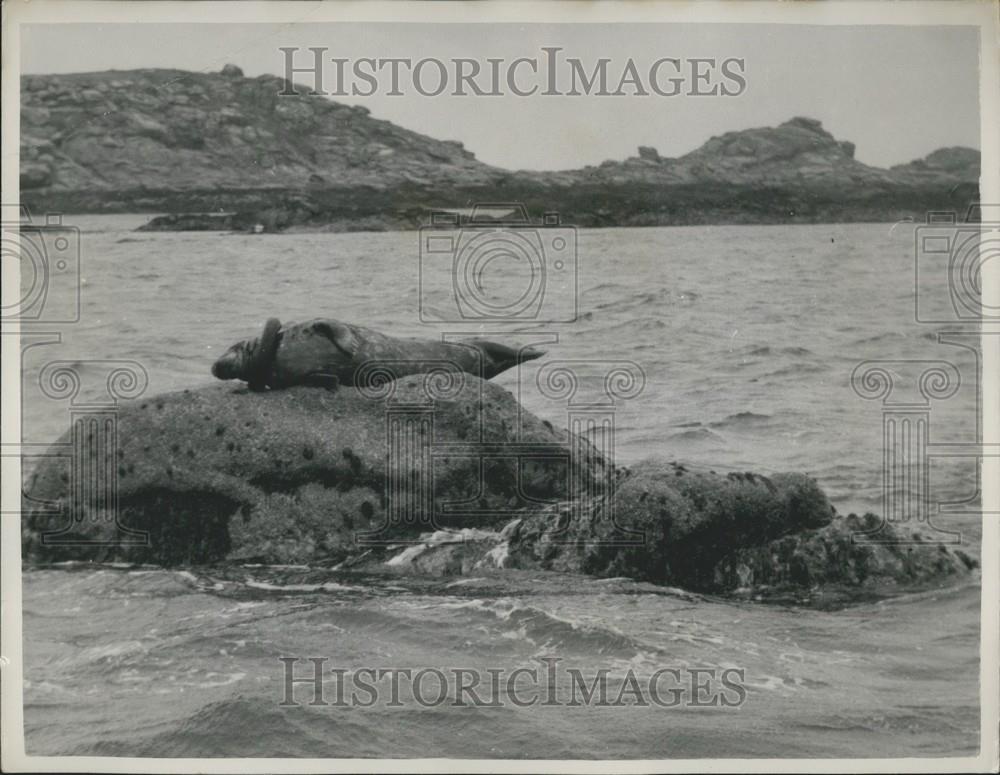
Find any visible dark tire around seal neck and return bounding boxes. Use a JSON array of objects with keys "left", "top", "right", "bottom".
[{"left": 245, "top": 318, "right": 282, "bottom": 391}]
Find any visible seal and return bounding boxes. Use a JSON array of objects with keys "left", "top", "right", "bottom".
[{"left": 211, "top": 317, "right": 546, "bottom": 390}]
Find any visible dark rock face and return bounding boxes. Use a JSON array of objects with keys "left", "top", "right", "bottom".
[
  {"left": 712, "top": 512, "right": 978, "bottom": 605},
  {"left": 22, "top": 378, "right": 605, "bottom": 565},
  {"left": 487, "top": 463, "right": 975, "bottom": 601},
  {"left": 20, "top": 161, "right": 52, "bottom": 189},
  {"left": 374, "top": 506, "right": 977, "bottom": 606},
  {"left": 637, "top": 145, "right": 661, "bottom": 162},
  {"left": 505, "top": 460, "right": 837, "bottom": 589},
  {"left": 715, "top": 514, "right": 978, "bottom": 588},
  {"left": 135, "top": 212, "right": 236, "bottom": 232}
]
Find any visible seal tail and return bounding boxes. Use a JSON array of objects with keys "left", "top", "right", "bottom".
[
  {"left": 476, "top": 341, "right": 546, "bottom": 379},
  {"left": 515, "top": 345, "right": 546, "bottom": 364}
]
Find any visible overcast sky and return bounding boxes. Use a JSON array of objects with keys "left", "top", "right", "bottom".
[{"left": 21, "top": 22, "right": 981, "bottom": 171}]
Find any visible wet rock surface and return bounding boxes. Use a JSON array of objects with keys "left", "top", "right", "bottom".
[
  {"left": 505, "top": 460, "right": 837, "bottom": 588},
  {"left": 712, "top": 512, "right": 979, "bottom": 606},
  {"left": 21, "top": 376, "right": 977, "bottom": 605},
  {"left": 22, "top": 377, "right": 604, "bottom": 565}
]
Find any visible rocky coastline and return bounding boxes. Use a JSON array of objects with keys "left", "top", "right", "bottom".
[{"left": 20, "top": 67, "right": 980, "bottom": 231}]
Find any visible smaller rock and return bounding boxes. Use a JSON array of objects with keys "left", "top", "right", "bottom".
[
  {"left": 713, "top": 512, "right": 979, "bottom": 605},
  {"left": 783, "top": 116, "right": 825, "bottom": 133},
  {"left": 221, "top": 63, "right": 244, "bottom": 78},
  {"left": 507, "top": 460, "right": 835, "bottom": 590},
  {"left": 20, "top": 163, "right": 52, "bottom": 189},
  {"left": 638, "top": 146, "right": 661, "bottom": 162}
]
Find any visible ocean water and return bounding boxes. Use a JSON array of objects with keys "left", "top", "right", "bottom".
[{"left": 19, "top": 216, "right": 982, "bottom": 757}]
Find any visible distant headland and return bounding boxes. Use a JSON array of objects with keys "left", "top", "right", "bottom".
[{"left": 20, "top": 65, "right": 979, "bottom": 231}]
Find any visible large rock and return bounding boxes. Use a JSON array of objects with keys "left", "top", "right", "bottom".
[
  {"left": 478, "top": 459, "right": 975, "bottom": 599},
  {"left": 19, "top": 162, "right": 52, "bottom": 189},
  {"left": 21, "top": 379, "right": 978, "bottom": 604},
  {"left": 22, "top": 376, "right": 608, "bottom": 565},
  {"left": 505, "top": 459, "right": 836, "bottom": 589}
]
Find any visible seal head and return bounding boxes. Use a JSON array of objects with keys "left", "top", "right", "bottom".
[{"left": 211, "top": 318, "right": 282, "bottom": 391}]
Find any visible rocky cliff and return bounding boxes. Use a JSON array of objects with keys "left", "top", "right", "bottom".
[{"left": 21, "top": 67, "right": 980, "bottom": 228}]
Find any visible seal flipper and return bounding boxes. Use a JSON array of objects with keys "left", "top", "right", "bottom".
[
  {"left": 311, "top": 320, "right": 359, "bottom": 357},
  {"left": 246, "top": 317, "right": 282, "bottom": 391}
]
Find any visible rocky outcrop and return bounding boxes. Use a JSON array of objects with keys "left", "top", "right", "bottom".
[
  {"left": 492, "top": 459, "right": 976, "bottom": 601},
  {"left": 528, "top": 116, "right": 978, "bottom": 191},
  {"left": 535, "top": 117, "right": 893, "bottom": 188},
  {"left": 890, "top": 146, "right": 981, "bottom": 182},
  {"left": 22, "top": 377, "right": 608, "bottom": 565},
  {"left": 19, "top": 66, "right": 500, "bottom": 198},
  {"left": 21, "top": 376, "right": 976, "bottom": 605},
  {"left": 711, "top": 512, "right": 978, "bottom": 603},
  {"left": 360, "top": 505, "right": 977, "bottom": 607},
  {"left": 505, "top": 460, "right": 835, "bottom": 589},
  {"left": 20, "top": 68, "right": 978, "bottom": 227}
]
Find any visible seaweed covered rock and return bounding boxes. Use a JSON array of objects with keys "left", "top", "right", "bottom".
[
  {"left": 22, "top": 376, "right": 607, "bottom": 565},
  {"left": 712, "top": 512, "right": 979, "bottom": 605},
  {"left": 500, "top": 459, "right": 976, "bottom": 599},
  {"left": 506, "top": 459, "right": 835, "bottom": 589}
]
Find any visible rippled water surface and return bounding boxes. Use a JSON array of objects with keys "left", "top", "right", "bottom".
[{"left": 20, "top": 217, "right": 982, "bottom": 757}]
